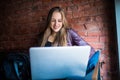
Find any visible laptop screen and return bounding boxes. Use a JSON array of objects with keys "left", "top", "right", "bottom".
[{"left": 29, "top": 46, "right": 91, "bottom": 80}]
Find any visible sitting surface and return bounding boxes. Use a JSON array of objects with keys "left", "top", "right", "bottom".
[{"left": 29, "top": 46, "right": 91, "bottom": 80}]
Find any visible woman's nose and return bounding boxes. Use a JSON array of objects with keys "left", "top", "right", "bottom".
[{"left": 55, "top": 21, "right": 58, "bottom": 25}]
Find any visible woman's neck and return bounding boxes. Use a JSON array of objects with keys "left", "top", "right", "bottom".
[
  {"left": 51, "top": 32, "right": 57, "bottom": 37},
  {"left": 48, "top": 32, "right": 57, "bottom": 42}
]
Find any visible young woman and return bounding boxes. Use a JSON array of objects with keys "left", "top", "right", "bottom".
[
  {"left": 39, "top": 7, "right": 100, "bottom": 80},
  {"left": 40, "top": 6, "right": 95, "bottom": 58}
]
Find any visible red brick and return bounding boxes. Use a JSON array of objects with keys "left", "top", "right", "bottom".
[
  {"left": 72, "top": 23, "right": 86, "bottom": 31},
  {"left": 0, "top": 35, "right": 9, "bottom": 41},
  {"left": 89, "top": 42, "right": 104, "bottom": 49},
  {"left": 78, "top": 6, "right": 84, "bottom": 11},
  {"left": 15, "top": 15, "right": 33, "bottom": 24},
  {"left": 101, "top": 48, "right": 109, "bottom": 55},
  {"left": 88, "top": 31, "right": 100, "bottom": 36},
  {"left": 84, "top": 22, "right": 99, "bottom": 31},
  {"left": 66, "top": 12, "right": 72, "bottom": 19},
  {"left": 70, "top": 18, "right": 80, "bottom": 24},
  {"left": 78, "top": 31, "right": 87, "bottom": 36},
  {"left": 96, "top": 16, "right": 103, "bottom": 22},
  {"left": 79, "top": 11, "right": 85, "bottom": 17},
  {"left": 84, "top": 36, "right": 100, "bottom": 43},
  {"left": 73, "top": 10, "right": 79, "bottom": 18},
  {"left": 83, "top": 4, "right": 91, "bottom": 10},
  {"left": 100, "top": 36, "right": 109, "bottom": 43}
]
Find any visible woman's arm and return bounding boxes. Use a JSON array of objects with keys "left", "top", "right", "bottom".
[{"left": 67, "top": 29, "right": 95, "bottom": 58}]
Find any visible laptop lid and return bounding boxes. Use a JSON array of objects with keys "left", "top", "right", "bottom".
[{"left": 29, "top": 46, "right": 91, "bottom": 80}]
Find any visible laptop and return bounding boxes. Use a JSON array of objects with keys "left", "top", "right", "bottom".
[{"left": 29, "top": 46, "right": 91, "bottom": 80}]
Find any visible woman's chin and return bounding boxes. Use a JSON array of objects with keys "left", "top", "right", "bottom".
[{"left": 53, "top": 29, "right": 60, "bottom": 32}]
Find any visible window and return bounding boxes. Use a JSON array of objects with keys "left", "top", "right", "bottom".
[{"left": 115, "top": 0, "right": 120, "bottom": 77}]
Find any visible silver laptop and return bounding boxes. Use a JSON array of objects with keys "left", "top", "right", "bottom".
[{"left": 29, "top": 46, "right": 91, "bottom": 80}]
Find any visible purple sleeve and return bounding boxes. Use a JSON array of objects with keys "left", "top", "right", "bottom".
[{"left": 68, "top": 29, "right": 95, "bottom": 58}]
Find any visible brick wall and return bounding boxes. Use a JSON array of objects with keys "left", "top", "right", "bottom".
[{"left": 0, "top": 0, "right": 119, "bottom": 80}]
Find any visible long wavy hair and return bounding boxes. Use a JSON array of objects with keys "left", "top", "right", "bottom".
[{"left": 40, "top": 7, "right": 69, "bottom": 46}]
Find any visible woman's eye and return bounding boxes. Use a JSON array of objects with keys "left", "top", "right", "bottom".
[
  {"left": 51, "top": 19, "right": 55, "bottom": 22},
  {"left": 58, "top": 20, "right": 62, "bottom": 22},
  {"left": 51, "top": 19, "right": 62, "bottom": 23}
]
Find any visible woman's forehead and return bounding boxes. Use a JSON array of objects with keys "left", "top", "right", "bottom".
[
  {"left": 52, "top": 12, "right": 61, "bottom": 17},
  {"left": 51, "top": 12, "right": 63, "bottom": 20}
]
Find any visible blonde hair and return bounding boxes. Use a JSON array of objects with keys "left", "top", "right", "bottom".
[{"left": 40, "top": 7, "right": 69, "bottom": 47}]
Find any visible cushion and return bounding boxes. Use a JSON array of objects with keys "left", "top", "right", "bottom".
[{"left": 86, "top": 51, "right": 100, "bottom": 75}]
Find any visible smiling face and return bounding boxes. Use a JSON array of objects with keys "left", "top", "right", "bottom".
[{"left": 50, "top": 11, "right": 63, "bottom": 33}]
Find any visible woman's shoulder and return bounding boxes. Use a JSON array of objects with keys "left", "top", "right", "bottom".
[
  {"left": 66, "top": 28, "right": 76, "bottom": 33},
  {"left": 66, "top": 28, "right": 78, "bottom": 36}
]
